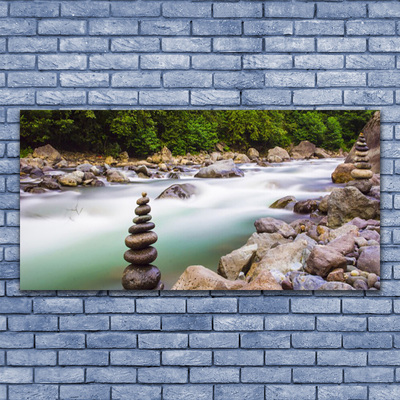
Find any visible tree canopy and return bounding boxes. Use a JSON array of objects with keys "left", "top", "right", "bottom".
[{"left": 20, "top": 109, "right": 374, "bottom": 158}]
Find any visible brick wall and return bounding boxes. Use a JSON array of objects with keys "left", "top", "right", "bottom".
[{"left": 0, "top": 1, "right": 399, "bottom": 399}]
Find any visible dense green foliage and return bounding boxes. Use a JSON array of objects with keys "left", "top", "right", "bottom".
[{"left": 20, "top": 110, "right": 374, "bottom": 157}]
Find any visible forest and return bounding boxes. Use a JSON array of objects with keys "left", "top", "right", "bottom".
[{"left": 20, "top": 110, "right": 374, "bottom": 158}]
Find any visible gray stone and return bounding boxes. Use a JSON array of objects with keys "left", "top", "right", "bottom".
[
  {"left": 218, "top": 244, "right": 257, "bottom": 280},
  {"left": 254, "top": 217, "right": 296, "bottom": 238},
  {"left": 195, "top": 159, "right": 244, "bottom": 179},
  {"left": 156, "top": 183, "right": 197, "bottom": 200},
  {"left": 357, "top": 245, "right": 380, "bottom": 275}
]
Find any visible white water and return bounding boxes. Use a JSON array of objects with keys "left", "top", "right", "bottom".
[{"left": 20, "top": 159, "right": 343, "bottom": 290}]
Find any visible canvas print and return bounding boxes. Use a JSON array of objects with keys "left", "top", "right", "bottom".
[{"left": 20, "top": 110, "right": 380, "bottom": 291}]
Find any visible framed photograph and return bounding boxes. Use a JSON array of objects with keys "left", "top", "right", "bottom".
[{"left": 19, "top": 110, "right": 380, "bottom": 291}]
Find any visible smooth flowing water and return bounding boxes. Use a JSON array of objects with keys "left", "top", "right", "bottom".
[{"left": 20, "top": 159, "right": 343, "bottom": 290}]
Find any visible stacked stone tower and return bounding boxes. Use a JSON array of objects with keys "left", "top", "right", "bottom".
[
  {"left": 122, "top": 192, "right": 163, "bottom": 290},
  {"left": 350, "top": 132, "right": 373, "bottom": 180}
]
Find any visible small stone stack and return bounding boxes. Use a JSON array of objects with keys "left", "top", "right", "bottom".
[
  {"left": 350, "top": 132, "right": 373, "bottom": 180},
  {"left": 122, "top": 192, "right": 163, "bottom": 290}
]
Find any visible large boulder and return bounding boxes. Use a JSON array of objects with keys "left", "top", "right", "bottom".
[
  {"left": 345, "top": 111, "right": 380, "bottom": 173},
  {"left": 247, "top": 148, "right": 259, "bottom": 160},
  {"left": 291, "top": 141, "right": 316, "bottom": 159},
  {"left": 171, "top": 265, "right": 245, "bottom": 290},
  {"left": 246, "top": 232, "right": 291, "bottom": 260},
  {"left": 58, "top": 173, "right": 79, "bottom": 187},
  {"left": 33, "top": 144, "right": 62, "bottom": 163},
  {"left": 269, "top": 196, "right": 296, "bottom": 210},
  {"left": 240, "top": 269, "right": 282, "bottom": 291},
  {"left": 331, "top": 163, "right": 356, "bottom": 183},
  {"left": 314, "top": 148, "right": 330, "bottom": 159},
  {"left": 210, "top": 152, "right": 222, "bottom": 162},
  {"left": 161, "top": 146, "right": 173, "bottom": 163},
  {"left": 294, "top": 199, "right": 319, "bottom": 214},
  {"left": 217, "top": 244, "right": 257, "bottom": 280},
  {"left": 267, "top": 146, "right": 290, "bottom": 162},
  {"left": 305, "top": 245, "right": 347, "bottom": 278},
  {"left": 106, "top": 169, "right": 129, "bottom": 183},
  {"left": 234, "top": 153, "right": 251, "bottom": 164},
  {"left": 156, "top": 183, "right": 197, "bottom": 200},
  {"left": 195, "top": 159, "right": 244, "bottom": 179},
  {"left": 327, "top": 232, "right": 357, "bottom": 255},
  {"left": 327, "top": 187, "right": 379, "bottom": 228},
  {"left": 254, "top": 217, "right": 296, "bottom": 238},
  {"left": 357, "top": 245, "right": 380, "bottom": 275}
]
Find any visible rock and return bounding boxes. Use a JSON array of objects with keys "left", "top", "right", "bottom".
[
  {"left": 345, "top": 111, "right": 380, "bottom": 173},
  {"left": 291, "top": 141, "right": 316, "bottom": 159},
  {"left": 294, "top": 199, "right": 319, "bottom": 214},
  {"left": 254, "top": 217, "right": 296, "bottom": 239},
  {"left": 346, "top": 179, "right": 373, "bottom": 194},
  {"left": 355, "top": 236, "right": 368, "bottom": 248},
  {"left": 268, "top": 155, "right": 282, "bottom": 163},
  {"left": 124, "top": 247, "right": 157, "bottom": 265},
  {"left": 327, "top": 268, "right": 345, "bottom": 282},
  {"left": 240, "top": 269, "right": 283, "bottom": 290},
  {"left": 234, "top": 153, "right": 251, "bottom": 164},
  {"left": 54, "top": 159, "right": 68, "bottom": 169},
  {"left": 156, "top": 183, "right": 197, "bottom": 200},
  {"left": 172, "top": 265, "right": 246, "bottom": 290},
  {"left": 327, "top": 187, "right": 379, "bottom": 228},
  {"left": 215, "top": 142, "right": 225, "bottom": 153},
  {"left": 289, "top": 272, "right": 326, "bottom": 290},
  {"left": 58, "top": 173, "right": 79, "bottom": 187},
  {"left": 166, "top": 172, "right": 180, "bottom": 179},
  {"left": 218, "top": 244, "right": 257, "bottom": 280},
  {"left": 122, "top": 264, "right": 161, "bottom": 290},
  {"left": 290, "top": 219, "right": 314, "bottom": 235},
  {"left": 24, "top": 186, "right": 47, "bottom": 194},
  {"left": 294, "top": 233, "right": 317, "bottom": 249},
  {"left": 136, "top": 165, "right": 150, "bottom": 177},
  {"left": 267, "top": 146, "right": 290, "bottom": 162},
  {"left": 329, "top": 224, "right": 359, "bottom": 241},
  {"left": 327, "top": 232, "right": 357, "bottom": 255},
  {"left": 104, "top": 156, "right": 115, "bottom": 165},
  {"left": 269, "top": 196, "right": 297, "bottom": 210},
  {"left": 360, "top": 230, "right": 380, "bottom": 242},
  {"left": 33, "top": 144, "right": 61, "bottom": 163},
  {"left": 318, "top": 282, "right": 354, "bottom": 290},
  {"left": 351, "top": 169, "right": 373, "bottom": 179},
  {"left": 161, "top": 146, "right": 173, "bottom": 163},
  {"left": 125, "top": 231, "right": 158, "bottom": 250},
  {"left": 348, "top": 217, "right": 368, "bottom": 230},
  {"left": 357, "top": 245, "right": 380, "bottom": 275},
  {"left": 314, "top": 148, "right": 330, "bottom": 158},
  {"left": 247, "top": 148, "right": 259, "bottom": 160},
  {"left": 76, "top": 163, "right": 93, "bottom": 173},
  {"left": 318, "top": 195, "right": 329, "bottom": 213},
  {"left": 195, "top": 159, "right": 244, "bottom": 179},
  {"left": 106, "top": 169, "right": 129, "bottom": 183},
  {"left": 353, "top": 279, "right": 369, "bottom": 290},
  {"left": 38, "top": 177, "right": 61, "bottom": 190},
  {"left": 210, "top": 152, "right": 222, "bottom": 162},
  {"left": 91, "top": 180, "right": 105, "bottom": 187},
  {"left": 30, "top": 168, "right": 44, "bottom": 178},
  {"left": 222, "top": 151, "right": 235, "bottom": 160},
  {"left": 305, "top": 245, "right": 347, "bottom": 278},
  {"left": 331, "top": 163, "right": 356, "bottom": 183},
  {"left": 369, "top": 186, "right": 380, "bottom": 199},
  {"left": 119, "top": 151, "right": 129, "bottom": 162},
  {"left": 22, "top": 157, "right": 48, "bottom": 169},
  {"left": 246, "top": 232, "right": 290, "bottom": 260},
  {"left": 158, "top": 163, "right": 168, "bottom": 172}
]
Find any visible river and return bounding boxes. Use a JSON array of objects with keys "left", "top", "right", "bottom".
[{"left": 20, "top": 158, "right": 343, "bottom": 290}]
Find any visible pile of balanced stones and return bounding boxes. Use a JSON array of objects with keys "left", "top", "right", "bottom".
[
  {"left": 351, "top": 132, "right": 373, "bottom": 180},
  {"left": 122, "top": 192, "right": 164, "bottom": 290}
]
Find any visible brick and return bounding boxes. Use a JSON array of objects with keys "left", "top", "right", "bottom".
[
  {"left": 9, "top": 37, "right": 57, "bottom": 53},
  {"left": 317, "top": 3, "right": 366, "bottom": 18},
  {"left": 215, "top": 385, "right": 264, "bottom": 400},
  {"left": 8, "top": 315, "right": 57, "bottom": 331},
  {"left": 36, "top": 333, "right": 84, "bottom": 349},
  {"left": 370, "top": 71, "right": 400, "bottom": 87},
  {"left": 193, "top": 55, "right": 241, "bottom": 70},
  {"left": 0, "top": 333, "right": 33, "bottom": 348},
  {"left": 318, "top": 38, "right": 366, "bottom": 53},
  {"left": 0, "top": 3, "right": 6, "bottom": 17},
  {"left": 193, "top": 20, "right": 241, "bottom": 36},
  {"left": 214, "top": 38, "right": 262, "bottom": 53},
  {"left": 0, "top": 73, "right": 4, "bottom": 87},
  {"left": 346, "top": 55, "right": 395, "bottom": 70},
  {"left": 85, "top": 298, "right": 135, "bottom": 313},
  {"left": 295, "top": 20, "right": 344, "bottom": 36},
  {"left": 295, "top": 55, "right": 344, "bottom": 69},
  {"left": 0, "top": 160, "right": 19, "bottom": 174},
  {"left": 138, "top": 367, "right": 187, "bottom": 383},
  {"left": 11, "top": 2, "right": 59, "bottom": 17},
  {"left": 318, "top": 72, "right": 366, "bottom": 87},
  {"left": 242, "top": 90, "right": 291, "bottom": 105},
  {"left": 141, "top": 21, "right": 189, "bottom": 36},
  {"left": 35, "top": 367, "right": 84, "bottom": 383},
  {"left": 163, "top": 2, "right": 210, "bottom": 18},
  {"left": 162, "top": 350, "right": 211, "bottom": 366},
  {"left": 8, "top": 72, "right": 56, "bottom": 88},
  {"left": 112, "top": 385, "right": 161, "bottom": 400},
  {"left": 37, "top": 90, "right": 86, "bottom": 105},
  {"left": 265, "top": 385, "right": 316, "bottom": 400},
  {"left": 111, "top": 38, "right": 160, "bottom": 52},
  {"left": 112, "top": 2, "right": 160, "bottom": 17},
  {"left": 347, "top": 20, "right": 395, "bottom": 36},
  {"left": 162, "top": 38, "right": 211, "bottom": 53},
  {"left": 89, "top": 90, "right": 138, "bottom": 105},
  {"left": 191, "top": 90, "right": 239, "bottom": 106},
  {"left": 293, "top": 367, "right": 342, "bottom": 383},
  {"left": 369, "top": 3, "right": 400, "bottom": 18},
  {"left": 139, "top": 333, "right": 187, "bottom": 349},
  {"left": 343, "top": 333, "right": 392, "bottom": 349},
  {"left": 4, "top": 246, "right": 19, "bottom": 260},
  {"left": 162, "top": 315, "right": 211, "bottom": 331},
  {"left": 241, "top": 332, "right": 290, "bottom": 349},
  {"left": 60, "top": 315, "right": 109, "bottom": 331},
  {"left": 239, "top": 297, "right": 289, "bottom": 313},
  {"left": 244, "top": 21, "right": 292, "bottom": 35},
  {"left": 265, "top": 71, "right": 315, "bottom": 88},
  {"left": 87, "top": 332, "right": 136, "bottom": 349},
  {"left": 60, "top": 385, "right": 110, "bottom": 400},
  {"left": 61, "top": 72, "right": 109, "bottom": 88},
  {"left": 214, "top": 72, "right": 263, "bottom": 89},
  {"left": 345, "top": 90, "right": 393, "bottom": 105},
  {"left": 90, "top": 54, "right": 138, "bottom": 70},
  {"left": 343, "top": 299, "right": 391, "bottom": 314},
  {"left": 0, "top": 298, "right": 31, "bottom": 314},
  {"left": 9, "top": 385, "right": 58, "bottom": 400},
  {"left": 0, "top": 367, "right": 32, "bottom": 383},
  {"left": 111, "top": 315, "right": 159, "bottom": 330},
  {"left": 345, "top": 367, "right": 393, "bottom": 383},
  {"left": 141, "top": 54, "right": 189, "bottom": 69},
  {"left": 213, "top": 3, "right": 262, "bottom": 18},
  {"left": 140, "top": 90, "right": 188, "bottom": 105},
  {"left": 317, "top": 316, "right": 366, "bottom": 331},
  {"left": 190, "top": 367, "right": 239, "bottom": 383},
  {"left": 0, "top": 195, "right": 19, "bottom": 209},
  {"left": 187, "top": 298, "right": 237, "bottom": 313},
  {"left": 292, "top": 332, "right": 341, "bottom": 349},
  {"left": 38, "top": 54, "right": 87, "bottom": 70},
  {"left": 294, "top": 89, "right": 342, "bottom": 105},
  {"left": 214, "top": 350, "right": 263, "bottom": 366},
  {"left": 265, "top": 2, "right": 314, "bottom": 18},
  {"left": 264, "top": 37, "right": 314, "bottom": 53},
  {"left": 59, "top": 350, "right": 109, "bottom": 366},
  {"left": 370, "top": 38, "right": 400, "bottom": 52},
  {"left": 242, "top": 367, "right": 291, "bottom": 383},
  {"left": 163, "top": 71, "right": 211, "bottom": 88},
  {"left": 318, "top": 385, "right": 367, "bottom": 400},
  {"left": 62, "top": 2, "right": 110, "bottom": 17},
  {"left": 89, "top": 19, "right": 138, "bottom": 35},
  {"left": 318, "top": 350, "right": 366, "bottom": 366},
  {"left": 39, "top": 20, "right": 86, "bottom": 35},
  {"left": 34, "top": 298, "right": 83, "bottom": 313},
  {"left": 60, "top": 38, "right": 108, "bottom": 52},
  {"left": 190, "top": 332, "right": 239, "bottom": 348},
  {"left": 369, "top": 350, "right": 400, "bottom": 366},
  {"left": 265, "top": 350, "right": 315, "bottom": 365},
  {"left": 381, "top": 125, "right": 394, "bottom": 141},
  {"left": 86, "top": 367, "right": 136, "bottom": 383},
  {"left": 0, "top": 19, "right": 36, "bottom": 35},
  {"left": 369, "top": 316, "right": 400, "bottom": 331},
  {"left": 265, "top": 315, "right": 314, "bottom": 331},
  {"left": 163, "top": 385, "right": 212, "bottom": 400},
  {"left": 110, "top": 350, "right": 159, "bottom": 366},
  {"left": 0, "top": 55, "right": 35, "bottom": 70},
  {"left": 292, "top": 298, "right": 341, "bottom": 313},
  {"left": 214, "top": 315, "right": 263, "bottom": 331},
  {"left": 7, "top": 349, "right": 56, "bottom": 366}
]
